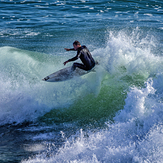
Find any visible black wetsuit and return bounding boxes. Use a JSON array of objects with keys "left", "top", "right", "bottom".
[{"left": 68, "top": 45, "right": 95, "bottom": 71}]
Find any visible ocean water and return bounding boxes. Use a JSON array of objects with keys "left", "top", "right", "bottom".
[{"left": 0, "top": 0, "right": 163, "bottom": 162}]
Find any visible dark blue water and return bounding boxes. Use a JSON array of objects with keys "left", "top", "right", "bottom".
[{"left": 0, "top": 0, "right": 163, "bottom": 162}]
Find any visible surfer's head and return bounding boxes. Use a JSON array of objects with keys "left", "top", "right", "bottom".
[{"left": 73, "top": 40, "right": 81, "bottom": 50}]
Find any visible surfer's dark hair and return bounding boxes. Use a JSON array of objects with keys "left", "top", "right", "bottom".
[{"left": 73, "top": 40, "right": 80, "bottom": 46}]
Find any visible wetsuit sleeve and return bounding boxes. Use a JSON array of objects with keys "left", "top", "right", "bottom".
[
  {"left": 68, "top": 55, "right": 78, "bottom": 62},
  {"left": 69, "top": 48, "right": 75, "bottom": 51},
  {"left": 68, "top": 50, "right": 81, "bottom": 62}
]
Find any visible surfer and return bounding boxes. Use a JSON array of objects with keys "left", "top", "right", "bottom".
[{"left": 64, "top": 40, "right": 95, "bottom": 71}]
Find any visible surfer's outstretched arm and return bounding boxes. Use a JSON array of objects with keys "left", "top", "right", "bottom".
[{"left": 64, "top": 48, "right": 75, "bottom": 51}]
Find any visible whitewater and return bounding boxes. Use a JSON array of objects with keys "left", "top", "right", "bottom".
[{"left": 0, "top": 0, "right": 163, "bottom": 162}]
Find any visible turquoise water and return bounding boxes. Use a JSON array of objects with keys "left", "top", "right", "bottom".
[{"left": 0, "top": 0, "right": 163, "bottom": 162}]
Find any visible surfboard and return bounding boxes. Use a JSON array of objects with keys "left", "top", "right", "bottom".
[{"left": 42, "top": 66, "right": 94, "bottom": 82}]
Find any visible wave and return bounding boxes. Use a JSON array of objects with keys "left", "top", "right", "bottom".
[
  {"left": 19, "top": 29, "right": 163, "bottom": 162},
  {"left": 1, "top": 29, "right": 163, "bottom": 127},
  {"left": 22, "top": 73, "right": 163, "bottom": 163}
]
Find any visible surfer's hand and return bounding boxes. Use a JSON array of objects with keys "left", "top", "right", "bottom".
[
  {"left": 64, "top": 48, "right": 70, "bottom": 51},
  {"left": 63, "top": 61, "right": 69, "bottom": 65}
]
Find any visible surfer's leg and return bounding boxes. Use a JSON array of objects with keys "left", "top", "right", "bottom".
[{"left": 71, "top": 62, "right": 87, "bottom": 71}]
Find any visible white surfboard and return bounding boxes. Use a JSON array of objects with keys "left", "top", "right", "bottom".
[{"left": 42, "top": 66, "right": 94, "bottom": 82}]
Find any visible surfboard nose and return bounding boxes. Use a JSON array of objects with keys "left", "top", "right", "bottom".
[{"left": 42, "top": 76, "right": 49, "bottom": 81}]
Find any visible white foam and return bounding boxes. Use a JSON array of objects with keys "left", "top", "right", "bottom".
[
  {"left": 95, "top": 30, "right": 163, "bottom": 79},
  {"left": 24, "top": 144, "right": 46, "bottom": 152},
  {"left": 144, "top": 13, "right": 153, "bottom": 17}
]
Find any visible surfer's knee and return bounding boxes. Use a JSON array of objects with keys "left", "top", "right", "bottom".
[{"left": 86, "top": 62, "right": 95, "bottom": 71}]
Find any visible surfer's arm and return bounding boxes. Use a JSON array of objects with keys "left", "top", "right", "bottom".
[
  {"left": 64, "top": 48, "right": 75, "bottom": 51},
  {"left": 63, "top": 61, "right": 69, "bottom": 65},
  {"left": 63, "top": 49, "right": 81, "bottom": 65},
  {"left": 63, "top": 55, "right": 79, "bottom": 65}
]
